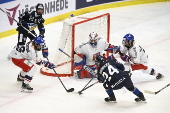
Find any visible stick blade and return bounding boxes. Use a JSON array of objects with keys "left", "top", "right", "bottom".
[
  {"left": 144, "top": 90, "right": 156, "bottom": 94},
  {"left": 67, "top": 88, "right": 74, "bottom": 92},
  {"left": 78, "top": 91, "right": 83, "bottom": 95}
]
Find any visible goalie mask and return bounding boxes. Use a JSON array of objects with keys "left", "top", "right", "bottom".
[
  {"left": 33, "top": 36, "right": 44, "bottom": 51},
  {"left": 95, "top": 55, "right": 106, "bottom": 67},
  {"left": 122, "top": 33, "right": 135, "bottom": 48},
  {"left": 89, "top": 32, "right": 99, "bottom": 47},
  {"left": 36, "top": 3, "right": 44, "bottom": 15}
]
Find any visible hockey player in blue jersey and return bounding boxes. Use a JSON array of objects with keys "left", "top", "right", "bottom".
[{"left": 95, "top": 55, "right": 146, "bottom": 102}]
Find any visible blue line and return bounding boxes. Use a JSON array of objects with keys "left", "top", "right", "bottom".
[{"left": 0, "top": 0, "right": 15, "bottom": 4}]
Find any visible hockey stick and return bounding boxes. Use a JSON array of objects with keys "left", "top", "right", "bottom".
[
  {"left": 78, "top": 81, "right": 99, "bottom": 95},
  {"left": 46, "top": 57, "right": 74, "bottom": 93},
  {"left": 0, "top": 8, "right": 73, "bottom": 93},
  {"left": 58, "top": 48, "right": 74, "bottom": 60},
  {"left": 58, "top": 48, "right": 98, "bottom": 94},
  {"left": 77, "top": 65, "right": 98, "bottom": 95},
  {"left": 0, "top": 8, "right": 36, "bottom": 37},
  {"left": 144, "top": 83, "right": 170, "bottom": 95}
]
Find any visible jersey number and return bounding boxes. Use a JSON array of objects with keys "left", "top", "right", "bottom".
[
  {"left": 16, "top": 46, "right": 25, "bottom": 53},
  {"left": 102, "top": 65, "right": 119, "bottom": 82}
]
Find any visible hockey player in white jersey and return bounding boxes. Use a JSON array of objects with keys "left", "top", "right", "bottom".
[
  {"left": 117, "top": 33, "right": 163, "bottom": 79},
  {"left": 9, "top": 36, "right": 55, "bottom": 92},
  {"left": 74, "top": 32, "right": 115, "bottom": 79}
]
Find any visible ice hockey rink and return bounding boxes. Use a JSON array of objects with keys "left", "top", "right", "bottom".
[{"left": 0, "top": 2, "right": 170, "bottom": 113}]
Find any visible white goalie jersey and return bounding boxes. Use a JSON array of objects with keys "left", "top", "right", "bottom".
[
  {"left": 120, "top": 44, "right": 149, "bottom": 65},
  {"left": 75, "top": 38, "right": 109, "bottom": 65}
]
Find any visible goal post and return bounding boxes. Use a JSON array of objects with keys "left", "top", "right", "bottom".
[{"left": 40, "top": 12, "right": 110, "bottom": 77}]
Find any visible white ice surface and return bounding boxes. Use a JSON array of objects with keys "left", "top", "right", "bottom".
[{"left": 0, "top": 2, "right": 170, "bottom": 113}]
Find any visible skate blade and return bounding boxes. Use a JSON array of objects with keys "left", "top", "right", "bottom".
[
  {"left": 135, "top": 100, "right": 147, "bottom": 103},
  {"left": 137, "top": 101, "right": 147, "bottom": 103},
  {"left": 111, "top": 101, "right": 117, "bottom": 103},
  {"left": 21, "top": 89, "right": 33, "bottom": 93},
  {"left": 105, "top": 101, "right": 117, "bottom": 103}
]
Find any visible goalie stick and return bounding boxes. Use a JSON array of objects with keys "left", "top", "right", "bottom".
[{"left": 144, "top": 83, "right": 170, "bottom": 95}]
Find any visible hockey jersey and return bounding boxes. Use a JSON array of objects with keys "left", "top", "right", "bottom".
[
  {"left": 97, "top": 59, "right": 130, "bottom": 90},
  {"left": 120, "top": 44, "right": 148, "bottom": 65},
  {"left": 18, "top": 11, "right": 45, "bottom": 32},
  {"left": 9, "top": 42, "right": 42, "bottom": 63},
  {"left": 75, "top": 38, "right": 109, "bottom": 65}
]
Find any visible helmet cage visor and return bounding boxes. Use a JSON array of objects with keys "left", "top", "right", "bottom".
[{"left": 89, "top": 32, "right": 98, "bottom": 47}]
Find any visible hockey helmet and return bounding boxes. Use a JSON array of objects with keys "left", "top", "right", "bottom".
[
  {"left": 33, "top": 36, "right": 44, "bottom": 50},
  {"left": 89, "top": 32, "right": 99, "bottom": 47},
  {"left": 95, "top": 55, "right": 106, "bottom": 67},
  {"left": 36, "top": 3, "right": 44, "bottom": 15},
  {"left": 122, "top": 33, "right": 135, "bottom": 48}
]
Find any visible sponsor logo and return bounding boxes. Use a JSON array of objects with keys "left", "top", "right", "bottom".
[
  {"left": 111, "top": 77, "right": 126, "bottom": 88},
  {"left": 19, "top": 0, "right": 69, "bottom": 15},
  {"left": 3, "top": 0, "right": 69, "bottom": 26},
  {"left": 5, "top": 4, "right": 20, "bottom": 25}
]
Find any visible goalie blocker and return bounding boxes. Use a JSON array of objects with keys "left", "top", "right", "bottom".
[{"left": 74, "top": 54, "right": 96, "bottom": 79}]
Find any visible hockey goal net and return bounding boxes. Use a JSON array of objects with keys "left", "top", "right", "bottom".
[{"left": 40, "top": 13, "right": 110, "bottom": 77}]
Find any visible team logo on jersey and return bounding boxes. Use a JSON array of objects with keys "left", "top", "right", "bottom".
[
  {"left": 5, "top": 4, "right": 20, "bottom": 25},
  {"left": 92, "top": 52, "right": 100, "bottom": 61}
]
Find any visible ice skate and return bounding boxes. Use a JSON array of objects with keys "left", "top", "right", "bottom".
[
  {"left": 21, "top": 82, "right": 33, "bottom": 92},
  {"left": 17, "top": 73, "right": 24, "bottom": 82},
  {"left": 156, "top": 73, "right": 164, "bottom": 79},
  {"left": 104, "top": 97, "right": 117, "bottom": 103},
  {"left": 134, "top": 97, "right": 147, "bottom": 103}
]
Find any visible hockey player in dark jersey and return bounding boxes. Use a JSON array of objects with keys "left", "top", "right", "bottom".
[
  {"left": 95, "top": 55, "right": 146, "bottom": 103},
  {"left": 13, "top": 3, "right": 48, "bottom": 82},
  {"left": 16, "top": 3, "right": 48, "bottom": 59}
]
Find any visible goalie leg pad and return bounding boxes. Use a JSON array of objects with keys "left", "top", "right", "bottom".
[{"left": 78, "top": 66, "right": 96, "bottom": 79}]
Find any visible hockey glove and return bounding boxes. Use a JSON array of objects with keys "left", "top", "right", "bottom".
[
  {"left": 17, "top": 22, "right": 22, "bottom": 26},
  {"left": 97, "top": 75, "right": 105, "bottom": 83},
  {"left": 42, "top": 47, "right": 48, "bottom": 58},
  {"left": 120, "top": 55, "right": 131, "bottom": 62},
  {"left": 39, "top": 34, "right": 44, "bottom": 38},
  {"left": 107, "top": 45, "right": 120, "bottom": 54},
  {"left": 17, "top": 21, "right": 27, "bottom": 27},
  {"left": 44, "top": 61, "right": 55, "bottom": 69}
]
